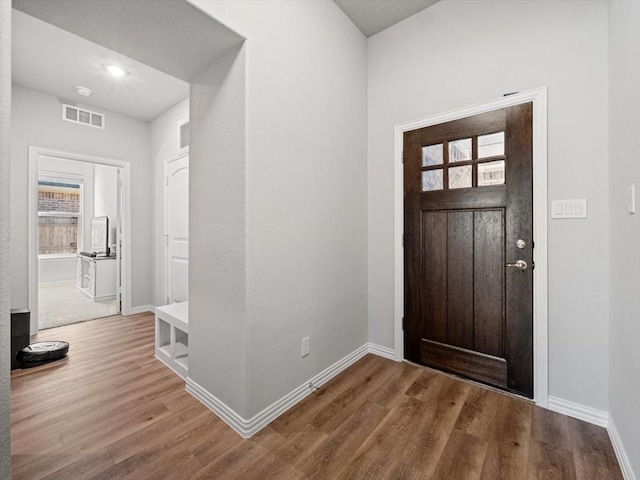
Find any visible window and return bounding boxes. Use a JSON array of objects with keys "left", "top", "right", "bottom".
[
  {"left": 421, "top": 131, "right": 506, "bottom": 192},
  {"left": 38, "top": 180, "right": 81, "bottom": 255}
]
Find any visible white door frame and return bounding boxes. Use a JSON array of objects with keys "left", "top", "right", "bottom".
[
  {"left": 164, "top": 150, "right": 189, "bottom": 305},
  {"left": 393, "top": 86, "right": 549, "bottom": 407},
  {"left": 28, "top": 146, "right": 132, "bottom": 333}
]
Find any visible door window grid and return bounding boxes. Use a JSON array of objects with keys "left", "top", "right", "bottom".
[{"left": 421, "top": 131, "right": 505, "bottom": 192}]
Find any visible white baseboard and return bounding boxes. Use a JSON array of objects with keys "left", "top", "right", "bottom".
[
  {"left": 546, "top": 395, "right": 637, "bottom": 478},
  {"left": 183, "top": 343, "right": 634, "bottom": 480},
  {"left": 128, "top": 304, "right": 154, "bottom": 315},
  {"left": 38, "top": 280, "right": 76, "bottom": 287},
  {"left": 366, "top": 342, "right": 396, "bottom": 360},
  {"left": 155, "top": 353, "right": 187, "bottom": 381},
  {"left": 608, "top": 416, "right": 637, "bottom": 480},
  {"left": 185, "top": 342, "right": 397, "bottom": 438},
  {"left": 186, "top": 378, "right": 252, "bottom": 437},
  {"left": 548, "top": 396, "right": 609, "bottom": 427}
]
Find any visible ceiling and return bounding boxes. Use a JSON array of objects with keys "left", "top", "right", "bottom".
[
  {"left": 11, "top": 0, "right": 439, "bottom": 122},
  {"left": 12, "top": 10, "right": 189, "bottom": 122},
  {"left": 333, "top": 0, "right": 440, "bottom": 37},
  {"left": 12, "top": 0, "right": 244, "bottom": 123},
  {"left": 13, "top": 0, "right": 244, "bottom": 83}
]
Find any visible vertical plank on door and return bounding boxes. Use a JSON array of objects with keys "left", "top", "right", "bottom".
[
  {"left": 504, "top": 103, "right": 534, "bottom": 396},
  {"left": 447, "top": 211, "right": 474, "bottom": 349},
  {"left": 474, "top": 209, "right": 504, "bottom": 357},
  {"left": 421, "top": 212, "right": 447, "bottom": 343}
]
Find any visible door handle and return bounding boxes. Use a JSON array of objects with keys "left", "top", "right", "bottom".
[{"left": 506, "top": 260, "right": 528, "bottom": 271}]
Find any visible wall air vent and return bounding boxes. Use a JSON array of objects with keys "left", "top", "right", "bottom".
[{"left": 62, "top": 104, "right": 105, "bottom": 129}]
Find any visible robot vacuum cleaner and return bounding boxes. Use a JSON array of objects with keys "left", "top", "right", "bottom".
[{"left": 17, "top": 341, "right": 69, "bottom": 368}]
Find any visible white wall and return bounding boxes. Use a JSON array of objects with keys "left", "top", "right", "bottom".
[
  {"left": 39, "top": 257, "right": 76, "bottom": 285},
  {"left": 608, "top": 1, "right": 640, "bottom": 477},
  {"left": 11, "top": 85, "right": 152, "bottom": 309},
  {"left": 94, "top": 163, "right": 119, "bottom": 248},
  {"left": 190, "top": 0, "right": 368, "bottom": 419},
  {"left": 150, "top": 97, "right": 189, "bottom": 307},
  {"left": 189, "top": 45, "right": 248, "bottom": 415},
  {"left": 367, "top": 0, "right": 610, "bottom": 410},
  {"left": 0, "top": 2, "right": 11, "bottom": 476}
]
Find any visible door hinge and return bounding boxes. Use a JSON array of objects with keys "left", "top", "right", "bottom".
[
  {"left": 402, "top": 317, "right": 406, "bottom": 330},
  {"left": 402, "top": 151, "right": 406, "bottom": 163}
]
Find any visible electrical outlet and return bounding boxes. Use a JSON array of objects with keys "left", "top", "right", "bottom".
[{"left": 301, "top": 337, "right": 310, "bottom": 357}]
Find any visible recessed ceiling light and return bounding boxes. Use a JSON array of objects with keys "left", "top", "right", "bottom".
[
  {"left": 105, "top": 65, "right": 127, "bottom": 77},
  {"left": 75, "top": 86, "right": 92, "bottom": 96}
]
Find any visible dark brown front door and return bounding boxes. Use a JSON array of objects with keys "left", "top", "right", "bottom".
[{"left": 403, "top": 103, "right": 533, "bottom": 398}]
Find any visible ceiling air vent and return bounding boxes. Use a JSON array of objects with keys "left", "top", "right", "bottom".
[{"left": 62, "top": 104, "right": 105, "bottom": 129}]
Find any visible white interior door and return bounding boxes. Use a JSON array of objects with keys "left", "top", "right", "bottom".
[{"left": 165, "top": 155, "right": 189, "bottom": 304}]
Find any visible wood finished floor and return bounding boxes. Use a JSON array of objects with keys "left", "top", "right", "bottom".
[{"left": 11, "top": 313, "right": 622, "bottom": 480}]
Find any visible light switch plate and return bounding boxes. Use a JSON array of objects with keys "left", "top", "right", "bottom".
[
  {"left": 629, "top": 185, "right": 636, "bottom": 214},
  {"left": 552, "top": 199, "right": 587, "bottom": 219}
]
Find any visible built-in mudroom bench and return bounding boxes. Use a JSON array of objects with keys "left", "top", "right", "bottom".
[{"left": 155, "top": 302, "right": 188, "bottom": 379}]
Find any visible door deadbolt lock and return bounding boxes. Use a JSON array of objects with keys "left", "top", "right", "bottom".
[
  {"left": 516, "top": 239, "right": 526, "bottom": 249},
  {"left": 506, "top": 260, "right": 528, "bottom": 271}
]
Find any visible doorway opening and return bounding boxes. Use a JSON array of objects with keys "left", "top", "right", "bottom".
[
  {"left": 29, "top": 148, "right": 130, "bottom": 334},
  {"left": 36, "top": 162, "right": 122, "bottom": 330},
  {"left": 403, "top": 103, "right": 534, "bottom": 397},
  {"left": 394, "top": 87, "right": 548, "bottom": 406}
]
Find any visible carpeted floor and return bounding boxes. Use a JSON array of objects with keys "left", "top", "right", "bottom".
[{"left": 38, "top": 282, "right": 119, "bottom": 330}]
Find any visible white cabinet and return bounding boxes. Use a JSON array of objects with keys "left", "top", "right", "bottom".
[
  {"left": 155, "top": 302, "right": 189, "bottom": 379},
  {"left": 76, "top": 255, "right": 117, "bottom": 301}
]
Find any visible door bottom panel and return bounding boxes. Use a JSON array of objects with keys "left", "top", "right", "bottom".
[{"left": 420, "top": 339, "right": 507, "bottom": 389}]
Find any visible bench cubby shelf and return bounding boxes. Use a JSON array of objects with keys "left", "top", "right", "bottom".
[{"left": 155, "top": 302, "right": 188, "bottom": 380}]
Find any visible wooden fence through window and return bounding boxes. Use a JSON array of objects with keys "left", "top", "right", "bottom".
[{"left": 39, "top": 216, "right": 78, "bottom": 255}]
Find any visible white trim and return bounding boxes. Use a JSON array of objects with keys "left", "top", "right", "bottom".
[
  {"left": 28, "top": 146, "right": 132, "bottom": 333},
  {"left": 38, "top": 280, "right": 76, "bottom": 287},
  {"left": 155, "top": 354, "right": 187, "bottom": 381},
  {"left": 86, "top": 293, "right": 117, "bottom": 302},
  {"left": 37, "top": 212, "right": 81, "bottom": 218},
  {"left": 165, "top": 151, "right": 189, "bottom": 165},
  {"left": 37, "top": 254, "right": 77, "bottom": 261},
  {"left": 608, "top": 416, "right": 637, "bottom": 480},
  {"left": 185, "top": 343, "right": 396, "bottom": 438},
  {"left": 129, "top": 304, "right": 155, "bottom": 315},
  {"left": 393, "top": 86, "right": 549, "bottom": 407},
  {"left": 547, "top": 396, "right": 609, "bottom": 427},
  {"left": 186, "top": 378, "right": 253, "bottom": 438},
  {"left": 39, "top": 170, "right": 84, "bottom": 184},
  {"left": 367, "top": 342, "right": 396, "bottom": 360}
]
